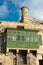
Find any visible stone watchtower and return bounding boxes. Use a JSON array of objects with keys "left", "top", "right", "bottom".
[
  {"left": 20, "top": 6, "right": 32, "bottom": 23},
  {"left": 21, "top": 6, "right": 29, "bottom": 22},
  {"left": 21, "top": 6, "right": 29, "bottom": 19}
]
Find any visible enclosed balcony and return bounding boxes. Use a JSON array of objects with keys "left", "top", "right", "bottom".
[{"left": 7, "top": 28, "right": 42, "bottom": 49}]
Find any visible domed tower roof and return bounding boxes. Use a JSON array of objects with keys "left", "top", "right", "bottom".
[{"left": 21, "top": 6, "right": 29, "bottom": 10}]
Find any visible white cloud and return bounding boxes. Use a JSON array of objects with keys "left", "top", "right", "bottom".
[
  {"left": 0, "top": 2, "right": 9, "bottom": 18},
  {"left": 23, "top": 0, "right": 43, "bottom": 20},
  {"left": 33, "top": 9, "right": 43, "bottom": 20},
  {"left": 29, "top": 9, "right": 43, "bottom": 20},
  {"left": 23, "top": 0, "right": 43, "bottom": 8},
  {"left": 31, "top": 0, "right": 41, "bottom": 6}
]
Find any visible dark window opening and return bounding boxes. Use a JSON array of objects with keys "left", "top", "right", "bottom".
[
  {"left": 0, "top": 22, "right": 1, "bottom": 24},
  {"left": 0, "top": 63, "right": 2, "bottom": 65},
  {"left": 39, "top": 60, "right": 43, "bottom": 65},
  {"left": 0, "top": 36, "right": 2, "bottom": 47},
  {"left": 30, "top": 50, "right": 37, "bottom": 56},
  {"left": 42, "top": 55, "right": 43, "bottom": 59},
  {"left": 17, "top": 26, "right": 24, "bottom": 29},
  {"left": 9, "top": 49, "right": 16, "bottom": 55},
  {"left": 18, "top": 50, "right": 27, "bottom": 64},
  {"left": 1, "top": 31, "right": 7, "bottom": 54}
]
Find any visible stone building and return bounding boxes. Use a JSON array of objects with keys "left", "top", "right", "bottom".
[{"left": 0, "top": 6, "right": 43, "bottom": 65}]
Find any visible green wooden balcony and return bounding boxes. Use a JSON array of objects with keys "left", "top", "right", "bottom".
[{"left": 7, "top": 29, "right": 42, "bottom": 49}]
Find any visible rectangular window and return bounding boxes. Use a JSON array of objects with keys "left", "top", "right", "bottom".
[{"left": 17, "top": 26, "right": 24, "bottom": 29}]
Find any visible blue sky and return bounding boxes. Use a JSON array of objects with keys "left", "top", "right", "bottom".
[{"left": 0, "top": 0, "right": 43, "bottom": 22}]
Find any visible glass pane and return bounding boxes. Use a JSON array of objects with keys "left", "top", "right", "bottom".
[
  {"left": 12, "top": 36, "right": 16, "bottom": 41},
  {"left": 21, "top": 36, "right": 25, "bottom": 41},
  {"left": 7, "top": 36, "right": 12, "bottom": 40},
  {"left": 13, "top": 32, "right": 16, "bottom": 34},
  {"left": 34, "top": 37, "right": 38, "bottom": 42},
  {"left": 8, "top": 31, "right": 11, "bottom": 33},
  {"left": 38, "top": 35, "right": 42, "bottom": 43},
  {"left": 30, "top": 37, "right": 34, "bottom": 42},
  {"left": 26, "top": 36, "right": 29, "bottom": 42},
  {"left": 17, "top": 35, "right": 20, "bottom": 40},
  {"left": 21, "top": 32, "right": 24, "bottom": 35},
  {"left": 17, "top": 32, "right": 20, "bottom": 34}
]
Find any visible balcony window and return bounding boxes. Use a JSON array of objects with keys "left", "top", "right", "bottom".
[
  {"left": 34, "top": 37, "right": 38, "bottom": 42},
  {"left": 17, "top": 32, "right": 20, "bottom": 34},
  {"left": 17, "top": 35, "right": 20, "bottom": 40},
  {"left": 26, "top": 36, "right": 29, "bottom": 41},
  {"left": 22, "top": 36, "right": 25, "bottom": 41},
  {"left": 29, "top": 37, "right": 34, "bottom": 42},
  {"left": 14, "top": 36, "right": 16, "bottom": 41}
]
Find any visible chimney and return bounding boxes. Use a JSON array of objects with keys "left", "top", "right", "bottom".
[{"left": 21, "top": 6, "right": 29, "bottom": 22}]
